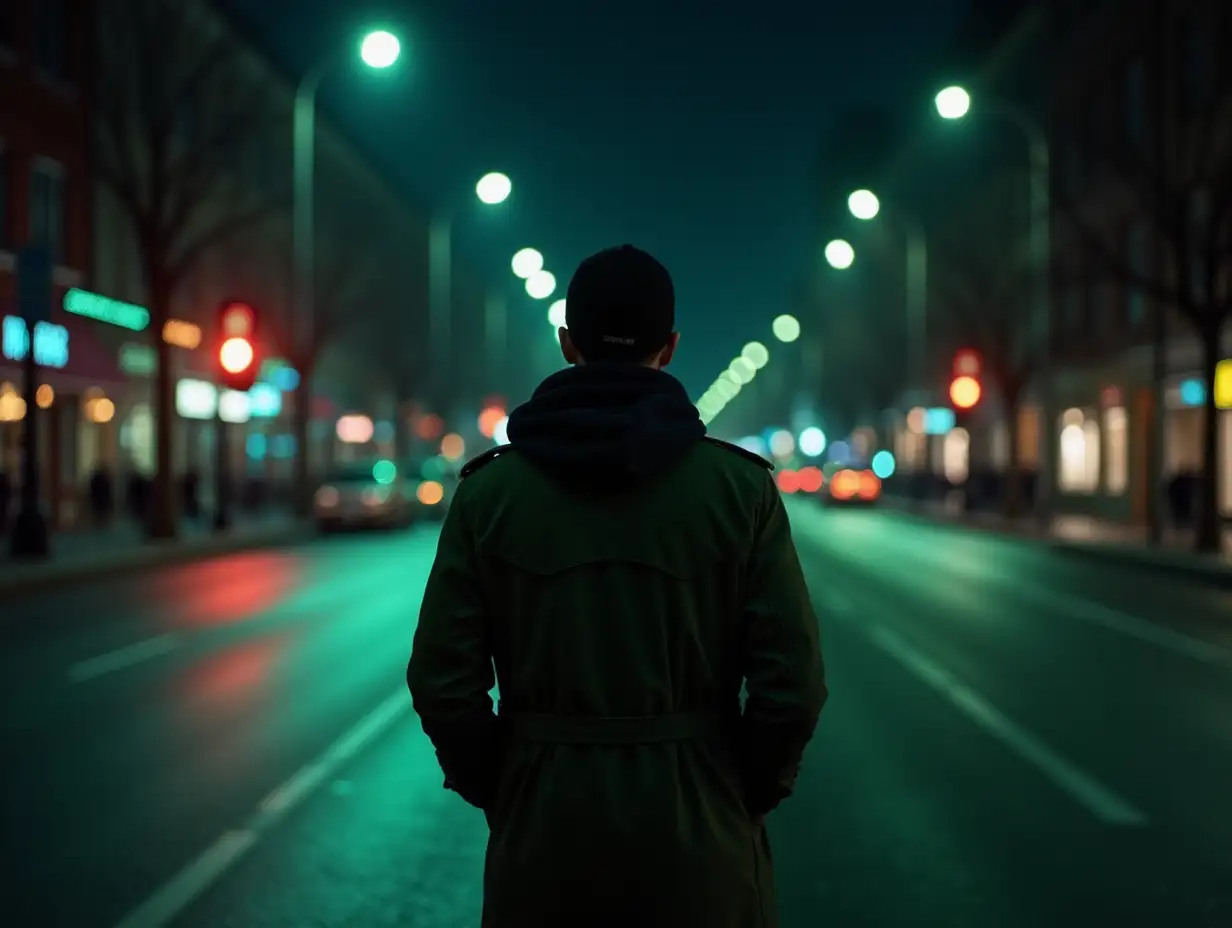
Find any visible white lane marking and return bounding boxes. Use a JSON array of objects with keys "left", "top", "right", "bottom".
[
  {"left": 68, "top": 635, "right": 182, "bottom": 683},
  {"left": 113, "top": 690, "right": 412, "bottom": 928},
  {"left": 1011, "top": 583, "right": 1232, "bottom": 670},
  {"left": 864, "top": 621, "right": 1148, "bottom": 827}
]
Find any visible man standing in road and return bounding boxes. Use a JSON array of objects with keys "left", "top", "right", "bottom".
[{"left": 408, "top": 244, "right": 827, "bottom": 928}]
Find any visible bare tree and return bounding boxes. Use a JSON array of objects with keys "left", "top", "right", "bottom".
[
  {"left": 1053, "top": 1, "right": 1231, "bottom": 551},
  {"left": 364, "top": 286, "right": 426, "bottom": 462},
  {"left": 96, "top": 0, "right": 286, "bottom": 537},
  {"left": 286, "top": 235, "right": 392, "bottom": 512},
  {"left": 933, "top": 171, "right": 1040, "bottom": 517}
]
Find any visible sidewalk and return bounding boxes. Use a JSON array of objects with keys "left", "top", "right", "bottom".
[
  {"left": 884, "top": 496, "right": 1232, "bottom": 589},
  {"left": 0, "top": 511, "right": 312, "bottom": 597}
]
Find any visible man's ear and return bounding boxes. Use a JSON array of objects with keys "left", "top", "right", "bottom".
[
  {"left": 560, "top": 327, "right": 582, "bottom": 364},
  {"left": 657, "top": 332, "right": 680, "bottom": 367}
]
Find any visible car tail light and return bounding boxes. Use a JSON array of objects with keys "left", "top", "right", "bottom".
[{"left": 858, "top": 470, "right": 881, "bottom": 500}]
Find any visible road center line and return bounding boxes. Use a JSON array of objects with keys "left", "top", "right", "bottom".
[
  {"left": 68, "top": 635, "right": 182, "bottom": 683},
  {"left": 112, "top": 690, "right": 412, "bottom": 928},
  {"left": 864, "top": 621, "right": 1148, "bottom": 827}
]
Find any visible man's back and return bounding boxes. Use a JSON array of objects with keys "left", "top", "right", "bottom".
[{"left": 408, "top": 245, "right": 825, "bottom": 928}]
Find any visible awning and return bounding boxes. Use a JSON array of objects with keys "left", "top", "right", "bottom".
[{"left": 0, "top": 313, "right": 128, "bottom": 394}]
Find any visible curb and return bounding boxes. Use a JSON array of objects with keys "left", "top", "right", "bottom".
[
  {"left": 878, "top": 498, "right": 1232, "bottom": 590},
  {"left": 0, "top": 522, "right": 316, "bottom": 600}
]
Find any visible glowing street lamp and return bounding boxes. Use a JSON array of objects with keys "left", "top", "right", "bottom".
[
  {"left": 526, "top": 269, "right": 557, "bottom": 300},
  {"left": 741, "top": 341, "right": 769, "bottom": 370},
  {"left": 824, "top": 238, "right": 855, "bottom": 270},
  {"left": 934, "top": 85, "right": 971, "bottom": 120},
  {"left": 548, "top": 299, "right": 568, "bottom": 328},
  {"left": 511, "top": 247, "right": 544, "bottom": 279},
  {"left": 772, "top": 314, "right": 800, "bottom": 343},
  {"left": 359, "top": 30, "right": 401, "bottom": 69},
  {"left": 475, "top": 172, "right": 512, "bottom": 205},
  {"left": 292, "top": 26, "right": 403, "bottom": 516},
  {"left": 848, "top": 189, "right": 880, "bottom": 220}
]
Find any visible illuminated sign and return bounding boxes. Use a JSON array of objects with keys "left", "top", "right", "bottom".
[
  {"left": 119, "top": 343, "right": 156, "bottom": 375},
  {"left": 2, "top": 315, "right": 69, "bottom": 368},
  {"left": 924, "top": 407, "right": 956, "bottom": 435},
  {"left": 1215, "top": 361, "right": 1232, "bottom": 410},
  {"left": 63, "top": 288, "right": 150, "bottom": 331},
  {"left": 163, "top": 320, "right": 202, "bottom": 349},
  {"left": 175, "top": 378, "right": 282, "bottom": 423}
]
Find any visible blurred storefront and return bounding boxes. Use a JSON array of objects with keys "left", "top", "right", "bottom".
[{"left": 0, "top": 308, "right": 128, "bottom": 527}]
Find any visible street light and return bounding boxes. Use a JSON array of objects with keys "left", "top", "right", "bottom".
[
  {"left": 933, "top": 84, "right": 1052, "bottom": 522},
  {"left": 512, "top": 247, "right": 544, "bottom": 279},
  {"left": 741, "top": 341, "right": 769, "bottom": 369},
  {"left": 845, "top": 188, "right": 929, "bottom": 402},
  {"left": 292, "top": 27, "right": 401, "bottom": 515},
  {"left": 526, "top": 269, "right": 556, "bottom": 300},
  {"left": 476, "top": 172, "right": 512, "bottom": 205},
  {"left": 772, "top": 314, "right": 800, "bottom": 343},
  {"left": 934, "top": 85, "right": 972, "bottom": 120},
  {"left": 848, "top": 189, "right": 880, "bottom": 220},
  {"left": 359, "top": 30, "right": 401, "bottom": 69},
  {"left": 548, "top": 298, "right": 567, "bottom": 328},
  {"left": 824, "top": 239, "right": 855, "bottom": 270}
]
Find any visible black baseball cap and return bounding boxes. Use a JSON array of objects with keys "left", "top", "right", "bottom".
[{"left": 564, "top": 245, "right": 675, "bottom": 362}]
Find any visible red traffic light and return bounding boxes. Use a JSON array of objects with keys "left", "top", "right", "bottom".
[
  {"left": 952, "top": 349, "right": 981, "bottom": 377},
  {"left": 950, "top": 375, "right": 981, "bottom": 410},
  {"left": 221, "top": 302, "right": 254, "bottom": 338},
  {"left": 220, "top": 337, "right": 254, "bottom": 374}
]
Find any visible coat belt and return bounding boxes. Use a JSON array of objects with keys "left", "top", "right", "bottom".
[{"left": 502, "top": 710, "right": 726, "bottom": 745}]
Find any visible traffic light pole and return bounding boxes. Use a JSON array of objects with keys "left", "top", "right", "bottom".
[{"left": 213, "top": 408, "right": 231, "bottom": 532}]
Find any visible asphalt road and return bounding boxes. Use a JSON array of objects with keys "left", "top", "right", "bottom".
[{"left": 3, "top": 503, "right": 1231, "bottom": 927}]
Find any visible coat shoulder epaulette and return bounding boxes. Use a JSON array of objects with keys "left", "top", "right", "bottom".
[
  {"left": 459, "top": 445, "right": 515, "bottom": 479},
  {"left": 702, "top": 436, "right": 774, "bottom": 471}
]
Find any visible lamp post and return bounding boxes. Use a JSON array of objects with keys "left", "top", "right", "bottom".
[
  {"left": 846, "top": 189, "right": 929, "bottom": 403},
  {"left": 429, "top": 172, "right": 513, "bottom": 415},
  {"left": 291, "top": 29, "right": 400, "bottom": 514},
  {"left": 935, "top": 85, "right": 1053, "bottom": 523}
]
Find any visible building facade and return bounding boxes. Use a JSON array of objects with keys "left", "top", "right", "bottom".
[
  {"left": 883, "top": 0, "right": 1232, "bottom": 529},
  {"left": 0, "top": 0, "right": 120, "bottom": 528}
]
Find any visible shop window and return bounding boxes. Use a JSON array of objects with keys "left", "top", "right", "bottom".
[
  {"left": 1017, "top": 406, "right": 1040, "bottom": 467},
  {"left": 943, "top": 428, "right": 969, "bottom": 484},
  {"left": 1103, "top": 406, "right": 1128, "bottom": 494},
  {"left": 1059, "top": 408, "right": 1100, "bottom": 493}
]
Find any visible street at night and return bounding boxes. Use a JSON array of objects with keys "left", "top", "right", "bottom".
[{"left": 4, "top": 507, "right": 1230, "bottom": 927}]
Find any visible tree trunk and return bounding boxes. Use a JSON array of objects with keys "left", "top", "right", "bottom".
[
  {"left": 148, "top": 271, "right": 177, "bottom": 540},
  {"left": 1194, "top": 320, "right": 1223, "bottom": 553},
  {"left": 1002, "top": 387, "right": 1025, "bottom": 519}
]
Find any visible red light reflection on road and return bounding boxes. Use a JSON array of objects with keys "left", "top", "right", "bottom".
[
  {"left": 144, "top": 551, "right": 303, "bottom": 627},
  {"left": 177, "top": 631, "right": 287, "bottom": 704}
]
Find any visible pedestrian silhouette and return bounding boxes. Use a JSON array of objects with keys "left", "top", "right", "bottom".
[{"left": 409, "top": 245, "right": 827, "bottom": 928}]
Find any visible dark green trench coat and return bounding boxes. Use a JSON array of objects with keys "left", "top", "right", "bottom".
[{"left": 407, "top": 437, "right": 826, "bottom": 928}]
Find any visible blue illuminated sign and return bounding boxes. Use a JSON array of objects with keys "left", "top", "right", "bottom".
[
  {"left": 924, "top": 407, "right": 956, "bottom": 435},
  {"left": 1179, "top": 378, "right": 1205, "bottom": 406},
  {"left": 2, "top": 315, "right": 69, "bottom": 368},
  {"left": 248, "top": 383, "right": 282, "bottom": 418}
]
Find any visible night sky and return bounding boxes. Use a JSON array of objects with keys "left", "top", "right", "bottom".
[{"left": 228, "top": 0, "right": 969, "bottom": 395}]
